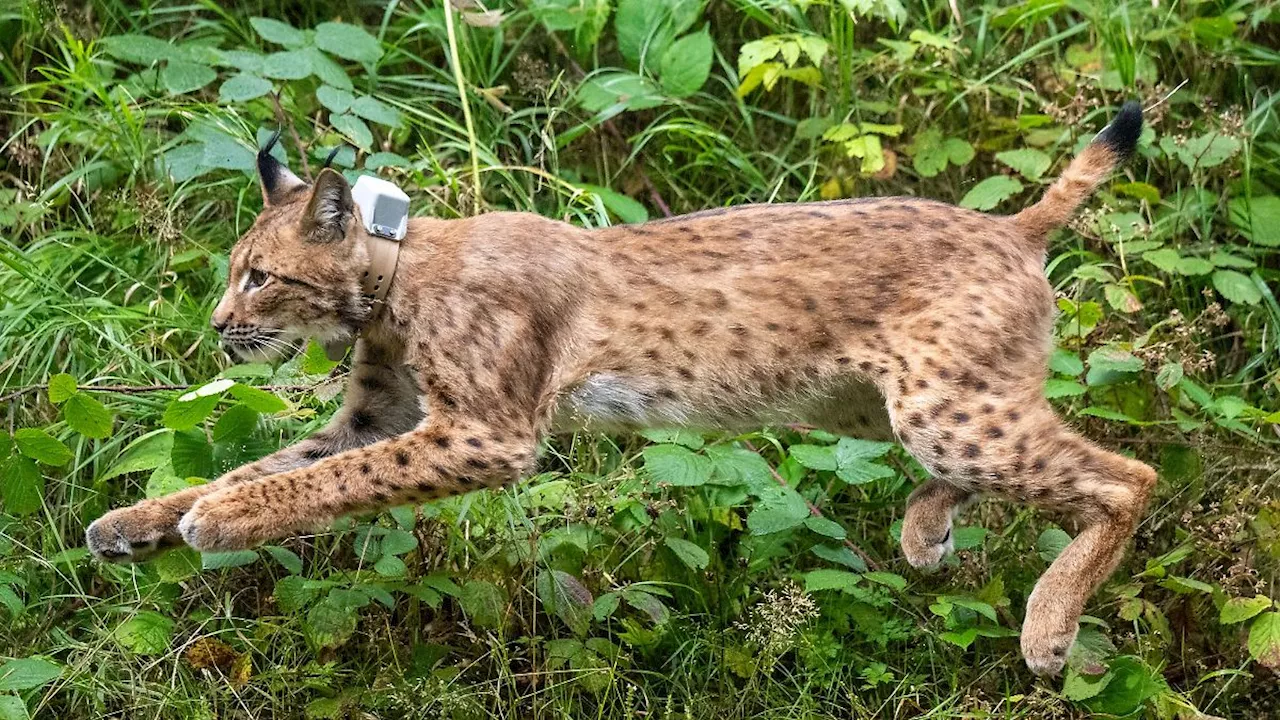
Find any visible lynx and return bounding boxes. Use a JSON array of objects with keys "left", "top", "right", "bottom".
[{"left": 87, "top": 102, "right": 1153, "bottom": 676}]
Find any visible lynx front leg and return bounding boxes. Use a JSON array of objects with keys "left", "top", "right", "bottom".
[
  {"left": 178, "top": 416, "right": 538, "bottom": 552},
  {"left": 86, "top": 344, "right": 421, "bottom": 562}
]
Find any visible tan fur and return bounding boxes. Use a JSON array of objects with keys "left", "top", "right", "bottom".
[{"left": 87, "top": 129, "right": 1155, "bottom": 676}]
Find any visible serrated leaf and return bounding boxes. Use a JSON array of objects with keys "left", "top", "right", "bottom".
[
  {"left": 102, "top": 431, "right": 173, "bottom": 480},
  {"left": 219, "top": 73, "right": 272, "bottom": 102},
  {"left": 747, "top": 490, "right": 810, "bottom": 535},
  {"left": 380, "top": 528, "right": 418, "bottom": 556},
  {"left": 459, "top": 580, "right": 507, "bottom": 629},
  {"left": 100, "top": 34, "right": 179, "bottom": 64},
  {"left": 275, "top": 575, "right": 324, "bottom": 613},
  {"left": 64, "top": 393, "right": 113, "bottom": 439},
  {"left": 154, "top": 547, "right": 200, "bottom": 583},
  {"left": 262, "top": 50, "right": 313, "bottom": 80},
  {"left": 789, "top": 444, "right": 837, "bottom": 471},
  {"left": 314, "top": 22, "right": 383, "bottom": 63},
  {"left": 1175, "top": 257, "right": 1214, "bottom": 276},
  {"left": 0, "top": 657, "right": 61, "bottom": 692},
  {"left": 0, "top": 695, "right": 28, "bottom": 720},
  {"left": 810, "top": 543, "right": 867, "bottom": 571},
  {"left": 960, "top": 175, "right": 1023, "bottom": 210},
  {"left": 863, "top": 571, "right": 907, "bottom": 591},
  {"left": 161, "top": 60, "right": 216, "bottom": 95},
  {"left": 114, "top": 612, "right": 174, "bottom": 655},
  {"left": 1155, "top": 363, "right": 1184, "bottom": 391},
  {"left": 213, "top": 404, "right": 259, "bottom": 444},
  {"left": 1212, "top": 270, "right": 1261, "bottom": 305},
  {"left": 346, "top": 96, "right": 400, "bottom": 129},
  {"left": 316, "top": 85, "right": 354, "bottom": 113},
  {"left": 659, "top": 27, "right": 713, "bottom": 97},
  {"left": 374, "top": 555, "right": 407, "bottom": 576},
  {"left": 835, "top": 461, "right": 895, "bottom": 485},
  {"left": 1228, "top": 195, "right": 1280, "bottom": 247},
  {"left": 366, "top": 152, "right": 410, "bottom": 170},
  {"left": 1248, "top": 612, "right": 1280, "bottom": 668},
  {"left": 1037, "top": 527, "right": 1072, "bottom": 562},
  {"left": 803, "top": 516, "right": 846, "bottom": 539},
  {"left": 250, "top": 17, "right": 307, "bottom": 48},
  {"left": 995, "top": 148, "right": 1051, "bottom": 180},
  {"left": 305, "top": 597, "right": 359, "bottom": 648},
  {"left": 201, "top": 550, "right": 259, "bottom": 570},
  {"left": 803, "top": 568, "right": 861, "bottom": 592},
  {"left": 14, "top": 428, "right": 72, "bottom": 466},
  {"left": 1221, "top": 596, "right": 1273, "bottom": 625},
  {"left": 48, "top": 374, "right": 77, "bottom": 403},
  {"left": 302, "top": 340, "right": 340, "bottom": 375},
  {"left": 303, "top": 47, "right": 353, "bottom": 90},
  {"left": 171, "top": 430, "right": 214, "bottom": 479},
  {"left": 1044, "top": 378, "right": 1087, "bottom": 398},
  {"left": 1, "top": 456, "right": 43, "bottom": 516},
  {"left": 330, "top": 112, "right": 373, "bottom": 149},
  {"left": 664, "top": 537, "right": 709, "bottom": 569},
  {"left": 643, "top": 444, "right": 712, "bottom": 486},
  {"left": 228, "top": 384, "right": 287, "bottom": 413}
]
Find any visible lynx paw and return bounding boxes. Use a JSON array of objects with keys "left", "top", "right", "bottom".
[
  {"left": 178, "top": 495, "right": 257, "bottom": 552},
  {"left": 900, "top": 516, "right": 953, "bottom": 571},
  {"left": 1020, "top": 618, "right": 1077, "bottom": 677},
  {"left": 86, "top": 504, "right": 182, "bottom": 563}
]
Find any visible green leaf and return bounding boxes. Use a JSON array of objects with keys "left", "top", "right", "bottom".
[
  {"left": 0, "top": 657, "right": 61, "bottom": 692},
  {"left": 380, "top": 528, "right": 418, "bottom": 556},
  {"left": 102, "top": 431, "right": 174, "bottom": 480},
  {"left": 803, "top": 516, "right": 846, "bottom": 539},
  {"left": 316, "top": 85, "right": 355, "bottom": 113},
  {"left": 201, "top": 550, "right": 259, "bottom": 570},
  {"left": 1068, "top": 625, "right": 1117, "bottom": 675},
  {"left": 164, "top": 395, "right": 222, "bottom": 431},
  {"left": 1086, "top": 347, "right": 1144, "bottom": 386},
  {"left": 960, "top": 175, "right": 1023, "bottom": 211},
  {"left": 578, "top": 183, "right": 650, "bottom": 224},
  {"left": 219, "top": 73, "right": 273, "bottom": 102},
  {"left": 593, "top": 592, "right": 620, "bottom": 621},
  {"left": 303, "top": 47, "right": 353, "bottom": 90},
  {"left": 331, "top": 112, "right": 373, "bottom": 149},
  {"left": 1212, "top": 269, "right": 1261, "bottom": 305},
  {"left": 643, "top": 444, "right": 712, "bottom": 486},
  {"left": 154, "top": 547, "right": 201, "bottom": 583},
  {"left": 459, "top": 580, "right": 507, "bottom": 629},
  {"left": 659, "top": 27, "right": 713, "bottom": 97},
  {"left": 250, "top": 17, "right": 307, "bottom": 48},
  {"left": 951, "top": 526, "right": 987, "bottom": 551},
  {"left": 1155, "top": 363, "right": 1184, "bottom": 391},
  {"left": 217, "top": 49, "right": 265, "bottom": 73},
  {"left": 1112, "top": 181, "right": 1160, "bottom": 204},
  {"left": 351, "top": 95, "right": 402, "bottom": 128},
  {"left": 1037, "top": 527, "right": 1072, "bottom": 562},
  {"left": 262, "top": 50, "right": 313, "bottom": 80},
  {"left": 14, "top": 428, "right": 72, "bottom": 466},
  {"left": 302, "top": 339, "right": 340, "bottom": 375},
  {"left": 995, "top": 148, "right": 1052, "bottom": 180},
  {"left": 1049, "top": 348, "right": 1085, "bottom": 376},
  {"left": 1044, "top": 378, "right": 1087, "bottom": 398},
  {"left": 171, "top": 430, "right": 214, "bottom": 478},
  {"left": 909, "top": 129, "right": 973, "bottom": 177},
  {"left": 314, "top": 22, "right": 383, "bottom": 63},
  {"left": 374, "top": 555, "right": 407, "bottom": 577},
  {"left": 161, "top": 60, "right": 216, "bottom": 95},
  {"left": 664, "top": 537, "right": 709, "bottom": 570},
  {"left": 803, "top": 568, "right": 861, "bottom": 592},
  {"left": 789, "top": 444, "right": 836, "bottom": 471},
  {"left": 213, "top": 404, "right": 260, "bottom": 444},
  {"left": 1210, "top": 251, "right": 1255, "bottom": 269},
  {"left": 746, "top": 490, "right": 810, "bottom": 535},
  {"left": 835, "top": 461, "right": 895, "bottom": 485},
  {"left": 576, "top": 71, "right": 666, "bottom": 113},
  {"left": 1175, "top": 257, "right": 1214, "bottom": 276},
  {"left": 366, "top": 152, "right": 410, "bottom": 170},
  {"left": 0, "top": 695, "right": 29, "bottom": 720},
  {"left": 114, "top": 612, "right": 174, "bottom": 655},
  {"left": 48, "top": 374, "right": 77, "bottom": 403},
  {"left": 615, "top": 0, "right": 701, "bottom": 67},
  {"left": 305, "top": 596, "right": 359, "bottom": 648},
  {"left": 1, "top": 456, "right": 43, "bottom": 516},
  {"left": 1228, "top": 195, "right": 1280, "bottom": 247},
  {"left": 262, "top": 545, "right": 303, "bottom": 574},
  {"left": 64, "top": 393, "right": 113, "bottom": 439},
  {"left": 1220, "top": 596, "right": 1273, "bottom": 625},
  {"left": 1063, "top": 668, "right": 1113, "bottom": 701},
  {"left": 100, "top": 34, "right": 180, "bottom": 64},
  {"left": 810, "top": 543, "right": 867, "bottom": 571},
  {"left": 1082, "top": 656, "right": 1162, "bottom": 715},
  {"left": 228, "top": 384, "right": 287, "bottom": 413},
  {"left": 275, "top": 575, "right": 325, "bottom": 613},
  {"left": 1248, "top": 612, "right": 1280, "bottom": 668},
  {"left": 1172, "top": 132, "right": 1240, "bottom": 169}
]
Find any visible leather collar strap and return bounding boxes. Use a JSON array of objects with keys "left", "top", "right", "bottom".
[{"left": 322, "top": 233, "right": 402, "bottom": 361}]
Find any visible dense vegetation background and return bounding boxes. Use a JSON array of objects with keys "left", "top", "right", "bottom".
[{"left": 1, "top": 0, "right": 1279, "bottom": 717}]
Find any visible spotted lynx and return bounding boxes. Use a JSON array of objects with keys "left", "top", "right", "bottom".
[{"left": 87, "top": 102, "right": 1153, "bottom": 676}]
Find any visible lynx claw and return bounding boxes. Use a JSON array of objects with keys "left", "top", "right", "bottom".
[{"left": 86, "top": 508, "right": 180, "bottom": 564}]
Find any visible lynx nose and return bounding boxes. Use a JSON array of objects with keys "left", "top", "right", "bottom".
[{"left": 211, "top": 312, "right": 233, "bottom": 332}]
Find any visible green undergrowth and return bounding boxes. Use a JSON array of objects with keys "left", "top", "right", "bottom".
[{"left": 1, "top": 0, "right": 1279, "bottom": 718}]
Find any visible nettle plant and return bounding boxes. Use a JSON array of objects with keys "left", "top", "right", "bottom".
[{"left": 99, "top": 17, "right": 403, "bottom": 181}]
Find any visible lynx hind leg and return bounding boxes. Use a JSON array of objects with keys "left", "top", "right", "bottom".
[
  {"left": 890, "top": 386, "right": 1155, "bottom": 676},
  {"left": 900, "top": 479, "right": 972, "bottom": 571}
]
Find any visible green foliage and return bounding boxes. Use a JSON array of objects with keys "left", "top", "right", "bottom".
[{"left": 2, "top": 0, "right": 1279, "bottom": 717}]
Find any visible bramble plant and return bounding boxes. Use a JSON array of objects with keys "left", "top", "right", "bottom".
[{"left": 2, "top": 0, "right": 1279, "bottom": 718}]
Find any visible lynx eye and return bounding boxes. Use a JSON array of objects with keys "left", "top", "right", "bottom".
[{"left": 246, "top": 268, "right": 269, "bottom": 289}]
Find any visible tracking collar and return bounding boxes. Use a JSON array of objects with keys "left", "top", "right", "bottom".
[{"left": 323, "top": 175, "right": 409, "bottom": 361}]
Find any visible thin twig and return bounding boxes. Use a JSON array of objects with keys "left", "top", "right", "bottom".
[
  {"left": 543, "top": 31, "right": 673, "bottom": 218},
  {"left": 0, "top": 383, "right": 319, "bottom": 404},
  {"left": 743, "top": 440, "right": 880, "bottom": 570},
  {"left": 270, "top": 91, "right": 312, "bottom": 181}
]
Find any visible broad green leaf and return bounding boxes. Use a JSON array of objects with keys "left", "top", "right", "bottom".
[
  {"left": 316, "top": 85, "right": 355, "bottom": 113},
  {"left": 314, "top": 22, "right": 383, "bottom": 63},
  {"left": 1248, "top": 612, "right": 1280, "bottom": 668},
  {"left": 228, "top": 384, "right": 287, "bottom": 413},
  {"left": 1037, "top": 527, "right": 1072, "bottom": 562},
  {"left": 379, "top": 528, "right": 418, "bottom": 556},
  {"left": 302, "top": 339, "right": 340, "bottom": 375},
  {"left": 331, "top": 112, "right": 373, "bottom": 149},
  {"left": 576, "top": 71, "right": 665, "bottom": 113},
  {"left": 1155, "top": 363, "right": 1184, "bottom": 391},
  {"left": 643, "top": 444, "right": 712, "bottom": 486},
  {"left": 1174, "top": 257, "right": 1214, "bottom": 276},
  {"left": 1049, "top": 348, "right": 1084, "bottom": 376},
  {"left": 366, "top": 152, "right": 410, "bottom": 170},
  {"left": 459, "top": 580, "right": 507, "bottom": 629},
  {"left": 1068, "top": 626, "right": 1117, "bottom": 676},
  {"left": 1210, "top": 251, "right": 1255, "bottom": 269},
  {"left": 0, "top": 657, "right": 61, "bottom": 692},
  {"left": 250, "top": 17, "right": 307, "bottom": 48},
  {"left": 835, "top": 461, "right": 894, "bottom": 485},
  {"left": 64, "top": 393, "right": 113, "bottom": 439},
  {"left": 374, "top": 555, "right": 407, "bottom": 577},
  {"left": 863, "top": 571, "right": 907, "bottom": 591},
  {"left": 275, "top": 575, "right": 325, "bottom": 612},
  {"left": 910, "top": 129, "right": 973, "bottom": 177},
  {"left": 262, "top": 50, "right": 313, "bottom": 80},
  {"left": 951, "top": 526, "right": 988, "bottom": 551},
  {"left": 1063, "top": 668, "right": 1113, "bottom": 701},
  {"left": 114, "top": 612, "right": 174, "bottom": 655},
  {"left": 163, "top": 393, "right": 220, "bottom": 431},
  {"left": 305, "top": 596, "right": 359, "bottom": 648},
  {"left": 48, "top": 374, "right": 76, "bottom": 403},
  {"left": 1112, "top": 181, "right": 1160, "bottom": 204},
  {"left": 154, "top": 547, "right": 200, "bottom": 583},
  {"left": 995, "top": 148, "right": 1051, "bottom": 180},
  {"left": 100, "top": 34, "right": 179, "bottom": 64},
  {"left": 1082, "top": 656, "right": 1162, "bottom": 715},
  {"left": 201, "top": 549, "right": 259, "bottom": 570},
  {"left": 803, "top": 568, "right": 861, "bottom": 592},
  {"left": 1212, "top": 270, "right": 1261, "bottom": 305},
  {"left": 615, "top": 0, "right": 701, "bottom": 67},
  {"left": 664, "top": 537, "right": 709, "bottom": 570},
  {"left": 351, "top": 95, "right": 401, "bottom": 128},
  {"left": 161, "top": 61, "right": 216, "bottom": 95},
  {"left": 0, "top": 695, "right": 28, "bottom": 720},
  {"left": 789, "top": 444, "right": 836, "bottom": 471},
  {"left": 102, "top": 431, "right": 174, "bottom": 480},
  {"left": 578, "top": 183, "right": 650, "bottom": 224},
  {"left": 1, "top": 456, "right": 43, "bottom": 516},
  {"left": 14, "top": 428, "right": 72, "bottom": 466},
  {"left": 217, "top": 49, "right": 265, "bottom": 73},
  {"left": 212, "top": 404, "right": 259, "bottom": 444},
  {"left": 1044, "top": 378, "right": 1087, "bottom": 398},
  {"left": 659, "top": 27, "right": 713, "bottom": 97},
  {"left": 1220, "top": 596, "right": 1273, "bottom": 625},
  {"left": 303, "top": 47, "right": 353, "bottom": 90},
  {"left": 1228, "top": 195, "right": 1280, "bottom": 247},
  {"left": 810, "top": 543, "right": 867, "bottom": 571},
  {"left": 803, "top": 516, "right": 846, "bottom": 539},
  {"left": 219, "top": 73, "right": 272, "bottom": 102},
  {"left": 834, "top": 437, "right": 893, "bottom": 464},
  {"left": 1170, "top": 132, "right": 1240, "bottom": 169},
  {"left": 960, "top": 175, "right": 1023, "bottom": 210},
  {"left": 1142, "top": 248, "right": 1181, "bottom": 273},
  {"left": 746, "top": 490, "right": 809, "bottom": 535}
]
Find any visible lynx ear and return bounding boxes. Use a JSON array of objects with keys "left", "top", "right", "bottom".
[
  {"left": 257, "top": 131, "right": 306, "bottom": 206},
  {"left": 301, "top": 168, "right": 354, "bottom": 243}
]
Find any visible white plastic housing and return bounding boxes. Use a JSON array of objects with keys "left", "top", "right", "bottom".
[{"left": 351, "top": 175, "right": 409, "bottom": 241}]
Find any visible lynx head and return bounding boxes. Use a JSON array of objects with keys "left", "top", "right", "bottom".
[{"left": 211, "top": 136, "right": 371, "bottom": 361}]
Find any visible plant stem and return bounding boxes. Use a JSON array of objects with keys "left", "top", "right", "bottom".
[{"left": 442, "top": 0, "right": 483, "bottom": 215}]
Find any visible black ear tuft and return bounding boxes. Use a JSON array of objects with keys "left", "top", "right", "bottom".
[
  {"left": 257, "top": 130, "right": 306, "bottom": 205},
  {"left": 322, "top": 146, "right": 342, "bottom": 170},
  {"left": 1094, "top": 101, "right": 1144, "bottom": 162}
]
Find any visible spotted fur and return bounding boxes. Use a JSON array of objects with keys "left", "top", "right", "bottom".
[{"left": 87, "top": 103, "right": 1154, "bottom": 676}]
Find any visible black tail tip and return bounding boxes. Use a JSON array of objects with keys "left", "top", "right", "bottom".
[{"left": 1094, "top": 101, "right": 1143, "bottom": 161}]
